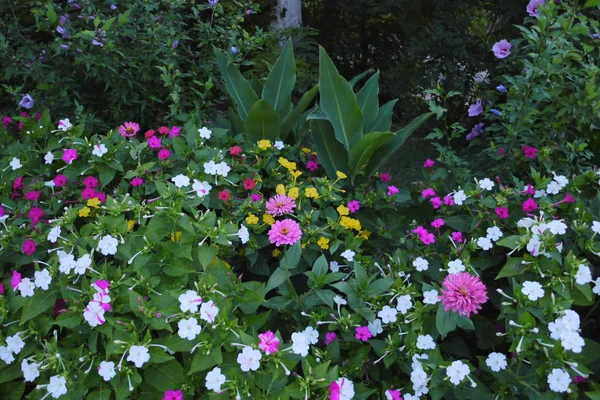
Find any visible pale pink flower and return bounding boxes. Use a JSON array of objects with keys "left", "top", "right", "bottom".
[
  {"left": 440, "top": 272, "right": 488, "bottom": 317},
  {"left": 492, "top": 40, "right": 512, "bottom": 59},
  {"left": 266, "top": 194, "right": 296, "bottom": 216},
  {"left": 268, "top": 219, "right": 302, "bottom": 247}
]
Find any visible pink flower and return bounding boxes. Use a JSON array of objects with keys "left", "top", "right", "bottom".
[
  {"left": 492, "top": 39, "right": 512, "bottom": 59},
  {"left": 306, "top": 159, "right": 319, "bottom": 171},
  {"left": 421, "top": 233, "right": 435, "bottom": 245},
  {"left": 522, "top": 198, "right": 538, "bottom": 213},
  {"left": 145, "top": 129, "right": 156, "bottom": 138},
  {"left": 380, "top": 173, "right": 391, "bottom": 182},
  {"left": 148, "top": 136, "right": 162, "bottom": 149},
  {"left": 130, "top": 177, "right": 143, "bottom": 187},
  {"left": 230, "top": 145, "right": 242, "bottom": 156},
  {"left": 158, "top": 148, "right": 171, "bottom": 160},
  {"left": 498, "top": 147, "right": 505, "bottom": 156},
  {"left": 564, "top": 193, "right": 575, "bottom": 203},
  {"left": 347, "top": 200, "right": 360, "bottom": 213},
  {"left": 243, "top": 178, "right": 256, "bottom": 190},
  {"left": 95, "top": 192, "right": 106, "bottom": 202},
  {"left": 0, "top": 283, "right": 4, "bottom": 295},
  {"left": 218, "top": 190, "right": 230, "bottom": 201},
  {"left": 430, "top": 196, "right": 442, "bottom": 209},
  {"left": 527, "top": 0, "right": 545, "bottom": 16},
  {"left": 387, "top": 185, "right": 399, "bottom": 196},
  {"left": 521, "top": 146, "right": 538, "bottom": 159},
  {"left": 574, "top": 376, "right": 587, "bottom": 385},
  {"left": 81, "top": 188, "right": 97, "bottom": 199},
  {"left": 251, "top": 193, "right": 262, "bottom": 202},
  {"left": 424, "top": 159, "right": 435, "bottom": 168},
  {"left": 53, "top": 174, "right": 67, "bottom": 187},
  {"left": 169, "top": 126, "right": 181, "bottom": 138},
  {"left": 355, "top": 326, "right": 372, "bottom": 342},
  {"left": 29, "top": 207, "right": 43, "bottom": 225},
  {"left": 163, "top": 390, "right": 183, "bottom": 400},
  {"left": 158, "top": 126, "right": 170, "bottom": 135},
  {"left": 495, "top": 207, "right": 509, "bottom": 219},
  {"left": 1, "top": 116, "right": 12, "bottom": 126},
  {"left": 92, "top": 279, "right": 110, "bottom": 293},
  {"left": 13, "top": 177, "right": 23, "bottom": 190},
  {"left": 330, "top": 382, "right": 340, "bottom": 400},
  {"left": 451, "top": 231, "right": 463, "bottom": 243},
  {"left": 119, "top": 121, "right": 140, "bottom": 137},
  {"left": 266, "top": 194, "right": 296, "bottom": 216},
  {"left": 83, "top": 176, "right": 98, "bottom": 188},
  {"left": 25, "top": 191, "right": 40, "bottom": 201},
  {"left": 325, "top": 332, "right": 337, "bottom": 345},
  {"left": 439, "top": 272, "right": 488, "bottom": 317},
  {"left": 386, "top": 389, "right": 402, "bottom": 400},
  {"left": 523, "top": 184, "right": 535, "bottom": 195},
  {"left": 422, "top": 188, "right": 436, "bottom": 198},
  {"left": 443, "top": 195, "right": 455, "bottom": 206},
  {"left": 268, "top": 219, "right": 302, "bottom": 247},
  {"left": 0, "top": 205, "right": 4, "bottom": 217},
  {"left": 11, "top": 271, "right": 22, "bottom": 290},
  {"left": 62, "top": 149, "right": 78, "bottom": 164},
  {"left": 22, "top": 239, "right": 36, "bottom": 255},
  {"left": 258, "top": 331, "right": 280, "bottom": 354},
  {"left": 431, "top": 218, "right": 445, "bottom": 228}
]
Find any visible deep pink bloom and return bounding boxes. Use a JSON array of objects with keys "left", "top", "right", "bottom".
[
  {"left": 325, "top": 332, "right": 337, "bottom": 345},
  {"left": 413, "top": 226, "right": 427, "bottom": 236},
  {"left": 523, "top": 184, "right": 535, "bottom": 195},
  {"left": 306, "top": 159, "right": 319, "bottom": 171},
  {"left": 81, "top": 188, "right": 97, "bottom": 199},
  {"left": 158, "top": 148, "right": 171, "bottom": 160},
  {"left": 62, "top": 149, "right": 77, "bottom": 164},
  {"left": 148, "top": 136, "right": 162, "bottom": 149},
  {"left": 422, "top": 188, "right": 436, "bottom": 198},
  {"left": 83, "top": 176, "right": 98, "bottom": 188},
  {"left": 119, "top": 121, "right": 140, "bottom": 137},
  {"left": 268, "top": 219, "right": 302, "bottom": 247},
  {"left": 387, "top": 185, "right": 399, "bottom": 196},
  {"left": 251, "top": 193, "right": 262, "bottom": 202},
  {"left": 451, "top": 231, "right": 463, "bottom": 243},
  {"left": 347, "top": 200, "right": 361, "bottom": 213},
  {"left": 54, "top": 175, "right": 67, "bottom": 187},
  {"left": 266, "top": 194, "right": 296, "bottom": 216},
  {"left": 11, "top": 271, "right": 22, "bottom": 290},
  {"left": 230, "top": 145, "right": 242, "bottom": 156},
  {"left": 22, "top": 239, "right": 36, "bottom": 255},
  {"left": 13, "top": 177, "right": 23, "bottom": 190},
  {"left": 0, "top": 205, "right": 4, "bottom": 217},
  {"left": 330, "top": 382, "right": 340, "bottom": 400},
  {"left": 144, "top": 129, "right": 156, "bottom": 138},
  {"left": 218, "top": 190, "right": 230, "bottom": 201},
  {"left": 431, "top": 218, "right": 445, "bottom": 228},
  {"left": 258, "top": 331, "right": 280, "bottom": 354},
  {"left": 380, "top": 173, "right": 391, "bottom": 182},
  {"left": 93, "top": 279, "right": 110, "bottom": 293},
  {"left": 439, "top": 272, "right": 488, "bottom": 317},
  {"left": 498, "top": 147, "right": 505, "bottom": 156},
  {"left": 158, "top": 126, "right": 170, "bottom": 135},
  {"left": 386, "top": 390, "right": 402, "bottom": 400},
  {"left": 25, "top": 191, "right": 40, "bottom": 201},
  {"left": 492, "top": 40, "right": 512, "bottom": 59},
  {"left": 94, "top": 191, "right": 106, "bottom": 202},
  {"left": 130, "top": 177, "right": 143, "bottom": 187},
  {"left": 424, "top": 159, "right": 435, "bottom": 168},
  {"left": 169, "top": 126, "right": 181, "bottom": 138},
  {"left": 522, "top": 198, "right": 538, "bottom": 212},
  {"left": 521, "top": 146, "right": 538, "bottom": 159},
  {"left": 29, "top": 207, "right": 43, "bottom": 225},
  {"left": 243, "top": 178, "right": 256, "bottom": 190},
  {"left": 0, "top": 283, "right": 4, "bottom": 295},
  {"left": 355, "top": 326, "right": 372, "bottom": 342},
  {"left": 430, "top": 197, "right": 442, "bottom": 209},
  {"left": 163, "top": 390, "right": 183, "bottom": 400},
  {"left": 421, "top": 232, "right": 435, "bottom": 245},
  {"left": 495, "top": 207, "right": 509, "bottom": 219},
  {"left": 527, "top": 0, "right": 545, "bottom": 16},
  {"left": 564, "top": 193, "right": 575, "bottom": 203},
  {"left": 443, "top": 195, "right": 455, "bottom": 206},
  {"left": 574, "top": 376, "right": 587, "bottom": 385},
  {"left": 2, "top": 116, "right": 12, "bottom": 126},
  {"left": 468, "top": 100, "right": 483, "bottom": 117}
]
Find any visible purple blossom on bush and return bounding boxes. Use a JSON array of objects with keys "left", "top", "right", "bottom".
[
  {"left": 231, "top": 46, "right": 239, "bottom": 55},
  {"left": 466, "top": 122, "right": 485, "bottom": 141},
  {"left": 56, "top": 26, "right": 69, "bottom": 39},
  {"left": 496, "top": 84, "right": 507, "bottom": 93},
  {"left": 208, "top": 0, "right": 219, "bottom": 6},
  {"left": 492, "top": 40, "right": 512, "bottom": 59},
  {"left": 172, "top": 40, "right": 179, "bottom": 49},
  {"left": 468, "top": 100, "right": 483, "bottom": 117},
  {"left": 19, "top": 94, "right": 34, "bottom": 109}
]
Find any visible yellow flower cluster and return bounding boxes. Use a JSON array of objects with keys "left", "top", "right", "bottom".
[
  {"left": 78, "top": 207, "right": 91, "bottom": 217},
  {"left": 87, "top": 197, "right": 101, "bottom": 209},
  {"left": 288, "top": 187, "right": 299, "bottom": 200},
  {"left": 263, "top": 214, "right": 275, "bottom": 225},
  {"left": 317, "top": 237, "right": 330, "bottom": 250},
  {"left": 337, "top": 205, "right": 349, "bottom": 216},
  {"left": 340, "top": 216, "right": 362, "bottom": 231},
  {"left": 305, "top": 187, "right": 319, "bottom": 199},
  {"left": 258, "top": 140, "right": 272, "bottom": 150},
  {"left": 278, "top": 157, "right": 297, "bottom": 171},
  {"left": 246, "top": 213, "right": 259, "bottom": 225}
]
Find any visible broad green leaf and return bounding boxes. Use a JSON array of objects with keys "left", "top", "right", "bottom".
[
  {"left": 47, "top": 4, "right": 57, "bottom": 24},
  {"left": 436, "top": 304, "right": 458, "bottom": 338},
  {"left": 21, "top": 290, "right": 58, "bottom": 325},
  {"left": 310, "top": 119, "right": 349, "bottom": 179},
  {"left": 319, "top": 46, "right": 363, "bottom": 150},
  {"left": 365, "top": 112, "right": 433, "bottom": 175},
  {"left": 367, "top": 99, "right": 398, "bottom": 133},
  {"left": 312, "top": 255, "right": 329, "bottom": 278},
  {"left": 348, "top": 131, "right": 393, "bottom": 180},
  {"left": 263, "top": 39, "right": 296, "bottom": 118},
  {"left": 584, "top": 0, "right": 600, "bottom": 8},
  {"left": 266, "top": 267, "right": 290, "bottom": 293},
  {"left": 281, "top": 241, "right": 302, "bottom": 270},
  {"left": 495, "top": 257, "right": 523, "bottom": 280},
  {"left": 250, "top": 76, "right": 263, "bottom": 98},
  {"left": 356, "top": 71, "right": 380, "bottom": 129},
  {"left": 496, "top": 235, "right": 521, "bottom": 248},
  {"left": 281, "top": 84, "right": 319, "bottom": 139},
  {"left": 349, "top": 68, "right": 375, "bottom": 88},
  {"left": 444, "top": 214, "right": 473, "bottom": 233},
  {"left": 144, "top": 360, "right": 184, "bottom": 392},
  {"left": 189, "top": 347, "right": 222, "bottom": 374},
  {"left": 244, "top": 100, "right": 281, "bottom": 142},
  {"left": 214, "top": 47, "right": 258, "bottom": 119},
  {"left": 197, "top": 245, "right": 218, "bottom": 269}
]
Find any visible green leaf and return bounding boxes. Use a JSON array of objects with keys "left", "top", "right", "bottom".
[
  {"left": 319, "top": 46, "right": 363, "bottom": 150},
  {"left": 244, "top": 100, "right": 281, "bottom": 142},
  {"left": 365, "top": 112, "right": 433, "bottom": 175},
  {"left": 310, "top": 120, "right": 349, "bottom": 179},
  {"left": 584, "top": 0, "right": 600, "bottom": 8},
  {"left": 21, "top": 290, "right": 58, "bottom": 325},
  {"left": 444, "top": 215, "right": 473, "bottom": 233},
  {"left": 189, "top": 347, "right": 222, "bottom": 374},
  {"left": 495, "top": 257, "right": 523, "bottom": 280},
  {"left": 214, "top": 47, "right": 258, "bottom": 119},
  {"left": 281, "top": 241, "right": 302, "bottom": 270},
  {"left": 312, "top": 255, "right": 329, "bottom": 278},
  {"left": 197, "top": 245, "right": 218, "bottom": 269},
  {"left": 496, "top": 235, "right": 521, "bottom": 249},
  {"left": 355, "top": 71, "right": 380, "bottom": 129},
  {"left": 144, "top": 360, "right": 184, "bottom": 392},
  {"left": 47, "top": 4, "right": 57, "bottom": 25},
  {"left": 262, "top": 39, "right": 296, "bottom": 118},
  {"left": 348, "top": 131, "right": 393, "bottom": 180},
  {"left": 280, "top": 84, "right": 319, "bottom": 140},
  {"left": 367, "top": 99, "right": 398, "bottom": 133},
  {"left": 436, "top": 304, "right": 458, "bottom": 338},
  {"left": 349, "top": 68, "right": 375, "bottom": 88},
  {"left": 266, "top": 267, "right": 290, "bottom": 293}
]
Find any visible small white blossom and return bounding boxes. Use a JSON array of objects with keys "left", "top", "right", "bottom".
[
  {"left": 341, "top": 249, "right": 355, "bottom": 262},
  {"left": 561, "top": 330, "right": 584, "bottom": 353},
  {"left": 34, "top": 269, "right": 52, "bottom": 290},
  {"left": 521, "top": 281, "right": 544, "bottom": 301},
  {"left": 478, "top": 178, "right": 494, "bottom": 191},
  {"left": 198, "top": 127, "right": 212, "bottom": 139},
  {"left": 593, "top": 277, "right": 600, "bottom": 295},
  {"left": 547, "top": 368, "right": 570, "bottom": 393},
  {"left": 423, "top": 289, "right": 440, "bottom": 305},
  {"left": 58, "top": 251, "right": 76, "bottom": 274},
  {"left": 9, "top": 157, "right": 22, "bottom": 170},
  {"left": 334, "top": 295, "right": 347, "bottom": 306},
  {"left": 302, "top": 326, "right": 319, "bottom": 345},
  {"left": 200, "top": 301, "right": 219, "bottom": 323},
  {"left": 453, "top": 190, "right": 466, "bottom": 205},
  {"left": 485, "top": 352, "right": 507, "bottom": 372},
  {"left": 329, "top": 261, "right": 340, "bottom": 273},
  {"left": 19, "top": 278, "right": 35, "bottom": 297},
  {"left": 127, "top": 346, "right": 150, "bottom": 368},
  {"left": 206, "top": 366, "right": 226, "bottom": 392},
  {"left": 178, "top": 318, "right": 202, "bottom": 340},
  {"left": 448, "top": 259, "right": 466, "bottom": 274},
  {"left": 575, "top": 264, "right": 592, "bottom": 285},
  {"left": 396, "top": 295, "right": 412, "bottom": 314},
  {"left": 57, "top": 118, "right": 73, "bottom": 131},
  {"left": 273, "top": 140, "right": 284, "bottom": 150},
  {"left": 44, "top": 152, "right": 55, "bottom": 164},
  {"left": 413, "top": 257, "right": 429, "bottom": 272},
  {"left": 83, "top": 301, "right": 106, "bottom": 327},
  {"left": 215, "top": 162, "right": 231, "bottom": 177},
  {"left": 416, "top": 335, "right": 436, "bottom": 350},
  {"left": 486, "top": 226, "right": 503, "bottom": 241},
  {"left": 203, "top": 160, "right": 219, "bottom": 175},
  {"left": 92, "top": 143, "right": 108, "bottom": 157},
  {"left": 74, "top": 254, "right": 92, "bottom": 275},
  {"left": 378, "top": 305, "right": 398, "bottom": 324},
  {"left": 192, "top": 180, "right": 212, "bottom": 198},
  {"left": 238, "top": 225, "right": 249, "bottom": 244},
  {"left": 547, "top": 220, "right": 567, "bottom": 235},
  {"left": 6, "top": 334, "right": 25, "bottom": 354},
  {"left": 21, "top": 359, "right": 41, "bottom": 382},
  {"left": 291, "top": 332, "right": 309, "bottom": 356},
  {"left": 332, "top": 378, "right": 354, "bottom": 400},
  {"left": 47, "top": 375, "right": 68, "bottom": 398},
  {"left": 592, "top": 221, "right": 600, "bottom": 234},
  {"left": 368, "top": 318, "right": 383, "bottom": 337},
  {"left": 47, "top": 226, "right": 61, "bottom": 243},
  {"left": 98, "top": 361, "right": 116, "bottom": 381},
  {"left": 534, "top": 189, "right": 546, "bottom": 198},
  {"left": 0, "top": 346, "right": 14, "bottom": 364},
  {"left": 178, "top": 290, "right": 202, "bottom": 313},
  {"left": 96, "top": 235, "right": 118, "bottom": 256},
  {"left": 546, "top": 180, "right": 562, "bottom": 195},
  {"left": 477, "top": 237, "right": 493, "bottom": 251},
  {"left": 446, "top": 360, "right": 470, "bottom": 385},
  {"left": 171, "top": 174, "right": 190, "bottom": 188}
]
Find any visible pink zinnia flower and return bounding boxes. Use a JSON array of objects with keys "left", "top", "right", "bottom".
[
  {"left": 158, "top": 148, "right": 171, "bottom": 160},
  {"left": 243, "top": 178, "right": 256, "bottom": 190},
  {"left": 380, "top": 173, "right": 391, "bottom": 182},
  {"left": 325, "top": 332, "right": 337, "bottom": 345},
  {"left": 130, "top": 177, "right": 143, "bottom": 187},
  {"left": 422, "top": 188, "right": 436, "bottom": 198},
  {"left": 258, "top": 331, "right": 280, "bottom": 354},
  {"left": 83, "top": 176, "right": 98, "bottom": 188},
  {"left": 522, "top": 198, "right": 538, "bottom": 213},
  {"left": 230, "top": 145, "right": 242, "bottom": 156},
  {"left": 431, "top": 218, "right": 445, "bottom": 228},
  {"left": 22, "top": 239, "right": 36, "bottom": 255},
  {"left": 158, "top": 126, "right": 170, "bottom": 135},
  {"left": 527, "top": 0, "right": 545, "bottom": 16},
  {"left": 306, "top": 159, "right": 319, "bottom": 171},
  {"left": 251, "top": 193, "right": 262, "bottom": 202},
  {"left": 347, "top": 200, "right": 360, "bottom": 213},
  {"left": 430, "top": 196, "right": 442, "bottom": 209},
  {"left": 386, "top": 389, "right": 402, "bottom": 400},
  {"left": 53, "top": 174, "right": 67, "bottom": 187},
  {"left": 355, "top": 326, "right": 371, "bottom": 342},
  {"left": 163, "top": 389, "right": 183, "bottom": 400},
  {"left": 11, "top": 271, "right": 22, "bottom": 290},
  {"left": 218, "top": 190, "right": 230, "bottom": 201},
  {"left": 268, "top": 219, "right": 302, "bottom": 247},
  {"left": 521, "top": 146, "right": 538, "bottom": 159},
  {"left": 387, "top": 185, "right": 399, "bottom": 196},
  {"left": 451, "top": 231, "right": 463, "bottom": 243},
  {"left": 119, "top": 121, "right": 140, "bottom": 137},
  {"left": 148, "top": 136, "right": 162, "bottom": 149},
  {"left": 424, "top": 159, "right": 435, "bottom": 168},
  {"left": 495, "top": 207, "right": 509, "bottom": 219},
  {"left": 266, "top": 194, "right": 296, "bottom": 216},
  {"left": 62, "top": 149, "right": 77, "bottom": 164},
  {"left": 443, "top": 195, "right": 455, "bottom": 206},
  {"left": 439, "top": 272, "right": 488, "bottom": 317},
  {"left": 29, "top": 207, "right": 43, "bottom": 225},
  {"left": 25, "top": 191, "right": 40, "bottom": 201},
  {"left": 492, "top": 39, "right": 512, "bottom": 59},
  {"left": 169, "top": 126, "right": 181, "bottom": 138}
]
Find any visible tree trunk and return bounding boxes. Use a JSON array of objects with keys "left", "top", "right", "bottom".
[{"left": 272, "top": 0, "right": 302, "bottom": 30}]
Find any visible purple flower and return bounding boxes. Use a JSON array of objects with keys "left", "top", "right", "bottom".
[
  {"left": 60, "top": 44, "right": 69, "bottom": 50},
  {"left": 56, "top": 26, "right": 69, "bottom": 39},
  {"left": 526, "top": 0, "right": 545, "bottom": 17},
  {"left": 19, "top": 94, "right": 34, "bottom": 109},
  {"left": 172, "top": 40, "right": 179, "bottom": 49},
  {"left": 496, "top": 84, "right": 507, "bottom": 93},
  {"left": 468, "top": 99, "right": 483, "bottom": 117},
  {"left": 492, "top": 40, "right": 512, "bottom": 59},
  {"left": 92, "top": 39, "right": 104, "bottom": 47},
  {"left": 490, "top": 109, "right": 502, "bottom": 116},
  {"left": 110, "top": 4, "right": 117, "bottom": 10},
  {"left": 59, "top": 14, "right": 68, "bottom": 25},
  {"left": 466, "top": 122, "right": 485, "bottom": 141},
  {"left": 231, "top": 46, "right": 239, "bottom": 55},
  {"left": 246, "top": 9, "right": 253, "bottom": 15},
  {"left": 208, "top": 0, "right": 219, "bottom": 6}
]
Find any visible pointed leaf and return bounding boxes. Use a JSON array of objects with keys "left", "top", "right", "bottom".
[
  {"left": 263, "top": 39, "right": 296, "bottom": 118},
  {"left": 367, "top": 99, "right": 398, "bottom": 133},
  {"left": 250, "top": 76, "right": 263, "bottom": 97},
  {"left": 310, "top": 119, "right": 349, "bottom": 179},
  {"left": 214, "top": 47, "right": 258, "bottom": 119},
  {"left": 281, "top": 84, "right": 319, "bottom": 139},
  {"left": 356, "top": 71, "right": 380, "bottom": 129},
  {"left": 319, "top": 47, "right": 363, "bottom": 150},
  {"left": 348, "top": 131, "right": 393, "bottom": 179},
  {"left": 244, "top": 100, "right": 281, "bottom": 142},
  {"left": 349, "top": 68, "right": 375, "bottom": 88}
]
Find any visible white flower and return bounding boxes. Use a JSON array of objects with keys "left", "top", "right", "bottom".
[
  {"left": 478, "top": 178, "right": 494, "bottom": 191},
  {"left": 473, "top": 70, "right": 489, "bottom": 84},
  {"left": 215, "top": 162, "right": 231, "bottom": 177},
  {"left": 0, "top": 346, "right": 14, "bottom": 364},
  {"left": 485, "top": 352, "right": 507, "bottom": 372},
  {"left": 47, "top": 375, "right": 68, "bottom": 398},
  {"left": 403, "top": 394, "right": 419, "bottom": 400},
  {"left": 547, "top": 368, "right": 570, "bottom": 393},
  {"left": 9, "top": 157, "right": 22, "bottom": 170},
  {"left": 423, "top": 289, "right": 440, "bottom": 305},
  {"left": 83, "top": 301, "right": 106, "bottom": 327},
  {"left": 575, "top": 264, "right": 592, "bottom": 285},
  {"left": 302, "top": 326, "right": 319, "bottom": 345},
  {"left": 593, "top": 277, "right": 600, "bottom": 295},
  {"left": 6, "top": 334, "right": 25, "bottom": 354},
  {"left": 192, "top": 180, "right": 212, "bottom": 198},
  {"left": 92, "top": 144, "right": 108, "bottom": 157},
  {"left": 521, "top": 281, "right": 544, "bottom": 301},
  {"left": 200, "top": 301, "right": 219, "bottom": 323},
  {"left": 561, "top": 330, "right": 584, "bottom": 353},
  {"left": 57, "top": 251, "right": 76, "bottom": 274},
  {"left": 44, "top": 152, "right": 55, "bottom": 164},
  {"left": 329, "top": 261, "right": 340, "bottom": 273},
  {"left": 237, "top": 346, "right": 263, "bottom": 372},
  {"left": 203, "top": 160, "right": 218, "bottom": 175},
  {"left": 368, "top": 319, "right": 383, "bottom": 337},
  {"left": 274, "top": 140, "right": 284, "bottom": 150},
  {"left": 178, "top": 290, "right": 202, "bottom": 313},
  {"left": 96, "top": 235, "right": 118, "bottom": 256},
  {"left": 34, "top": 269, "right": 52, "bottom": 290},
  {"left": 21, "top": 359, "right": 41, "bottom": 382},
  {"left": 291, "top": 332, "right": 310, "bottom": 356},
  {"left": 98, "top": 361, "right": 116, "bottom": 381},
  {"left": 45, "top": 180, "right": 55, "bottom": 188},
  {"left": 74, "top": 254, "right": 92, "bottom": 275},
  {"left": 561, "top": 310, "right": 580, "bottom": 330},
  {"left": 413, "top": 257, "right": 429, "bottom": 272},
  {"left": 332, "top": 378, "right": 355, "bottom": 400},
  {"left": 547, "top": 220, "right": 567, "bottom": 235},
  {"left": 396, "top": 295, "right": 412, "bottom": 314},
  {"left": 517, "top": 217, "right": 536, "bottom": 229},
  {"left": 416, "top": 335, "right": 436, "bottom": 350},
  {"left": 446, "top": 360, "right": 470, "bottom": 385},
  {"left": 453, "top": 190, "right": 466, "bottom": 205},
  {"left": 178, "top": 318, "right": 202, "bottom": 340},
  {"left": 592, "top": 221, "right": 600, "bottom": 234},
  {"left": 334, "top": 295, "right": 347, "bottom": 306},
  {"left": 341, "top": 249, "right": 355, "bottom": 262},
  {"left": 171, "top": 174, "right": 190, "bottom": 188},
  {"left": 447, "top": 259, "right": 465, "bottom": 274},
  {"left": 238, "top": 225, "right": 249, "bottom": 244},
  {"left": 19, "top": 278, "right": 35, "bottom": 297},
  {"left": 206, "top": 366, "right": 226, "bottom": 392},
  {"left": 477, "top": 237, "right": 493, "bottom": 251},
  {"left": 198, "top": 127, "right": 212, "bottom": 139},
  {"left": 58, "top": 118, "right": 72, "bottom": 131},
  {"left": 534, "top": 189, "right": 546, "bottom": 198},
  {"left": 378, "top": 305, "right": 398, "bottom": 324},
  {"left": 548, "top": 319, "right": 570, "bottom": 341},
  {"left": 410, "top": 367, "right": 429, "bottom": 395},
  {"left": 127, "top": 346, "right": 150, "bottom": 368},
  {"left": 47, "top": 226, "right": 61, "bottom": 243},
  {"left": 546, "top": 180, "right": 562, "bottom": 195},
  {"left": 553, "top": 174, "right": 568, "bottom": 188},
  {"left": 486, "top": 226, "right": 503, "bottom": 241}
]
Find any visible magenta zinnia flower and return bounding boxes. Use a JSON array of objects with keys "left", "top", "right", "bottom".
[
  {"left": 258, "top": 331, "right": 280, "bottom": 354},
  {"left": 119, "top": 121, "right": 140, "bottom": 137},
  {"left": 268, "top": 219, "right": 302, "bottom": 247},
  {"left": 266, "top": 194, "right": 296, "bottom": 216},
  {"left": 439, "top": 272, "right": 488, "bottom": 317}
]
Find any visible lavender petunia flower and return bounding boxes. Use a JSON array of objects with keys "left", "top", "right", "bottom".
[
  {"left": 19, "top": 94, "right": 34, "bottom": 109},
  {"left": 526, "top": 0, "right": 545, "bottom": 17},
  {"left": 56, "top": 26, "right": 69, "bottom": 39},
  {"left": 172, "top": 40, "right": 179, "bottom": 49},
  {"left": 492, "top": 40, "right": 512, "bottom": 59},
  {"left": 496, "top": 84, "right": 507, "bottom": 93},
  {"left": 490, "top": 109, "right": 502, "bottom": 116},
  {"left": 468, "top": 99, "right": 483, "bottom": 117},
  {"left": 59, "top": 14, "right": 68, "bottom": 25},
  {"left": 230, "top": 46, "right": 238, "bottom": 55},
  {"left": 60, "top": 44, "right": 69, "bottom": 50},
  {"left": 466, "top": 122, "right": 485, "bottom": 141},
  {"left": 92, "top": 40, "right": 104, "bottom": 47},
  {"left": 110, "top": 4, "right": 117, "bottom": 10},
  {"left": 208, "top": 0, "right": 219, "bottom": 6}
]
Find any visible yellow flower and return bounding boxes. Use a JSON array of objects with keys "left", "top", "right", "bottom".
[
  {"left": 336, "top": 171, "right": 347, "bottom": 180},
  {"left": 317, "top": 237, "right": 330, "bottom": 250},
  {"left": 337, "top": 205, "right": 349, "bottom": 216},
  {"left": 288, "top": 187, "right": 299, "bottom": 200},
  {"left": 358, "top": 230, "right": 372, "bottom": 240},
  {"left": 170, "top": 231, "right": 182, "bottom": 242},
  {"left": 305, "top": 187, "right": 319, "bottom": 199},
  {"left": 302, "top": 243, "right": 307, "bottom": 249},
  {"left": 276, "top": 184, "right": 286, "bottom": 195},
  {"left": 263, "top": 214, "right": 275, "bottom": 225},
  {"left": 127, "top": 220, "right": 135, "bottom": 233},
  {"left": 258, "top": 140, "right": 272, "bottom": 150},
  {"left": 302, "top": 147, "right": 312, "bottom": 153},
  {"left": 340, "top": 216, "right": 362, "bottom": 231},
  {"left": 278, "top": 157, "right": 291, "bottom": 168},
  {"left": 272, "top": 249, "right": 281, "bottom": 257},
  {"left": 78, "top": 207, "right": 91, "bottom": 217},
  {"left": 87, "top": 197, "right": 101, "bottom": 209},
  {"left": 290, "top": 170, "right": 302, "bottom": 180},
  {"left": 286, "top": 161, "right": 297, "bottom": 171},
  {"left": 246, "top": 213, "right": 259, "bottom": 225}
]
